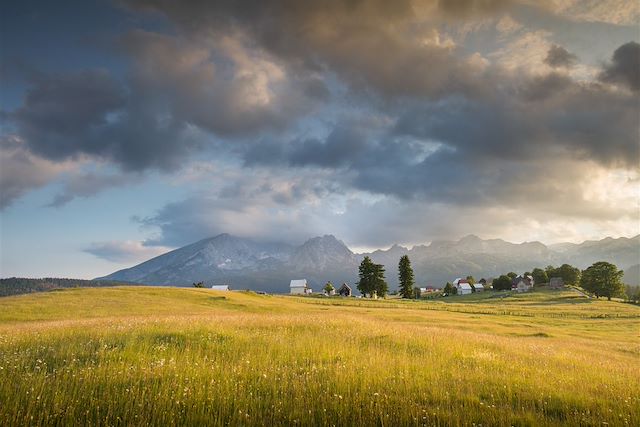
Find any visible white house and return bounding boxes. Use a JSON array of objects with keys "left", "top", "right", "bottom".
[
  {"left": 210, "top": 284, "right": 230, "bottom": 291},
  {"left": 453, "top": 278, "right": 473, "bottom": 295},
  {"left": 472, "top": 283, "right": 484, "bottom": 292},
  {"left": 290, "top": 279, "right": 312, "bottom": 295}
]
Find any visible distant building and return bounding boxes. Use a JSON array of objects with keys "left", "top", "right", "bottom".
[
  {"left": 415, "top": 286, "right": 437, "bottom": 297},
  {"left": 337, "top": 283, "right": 352, "bottom": 297},
  {"left": 472, "top": 282, "right": 484, "bottom": 292},
  {"left": 512, "top": 275, "right": 534, "bottom": 293},
  {"left": 210, "top": 284, "right": 231, "bottom": 291},
  {"left": 290, "top": 279, "right": 312, "bottom": 295},
  {"left": 453, "top": 278, "right": 473, "bottom": 295},
  {"left": 549, "top": 277, "right": 564, "bottom": 289}
]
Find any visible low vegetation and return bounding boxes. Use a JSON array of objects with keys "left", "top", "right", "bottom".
[
  {"left": 0, "top": 277, "right": 138, "bottom": 297},
  {"left": 1, "top": 287, "right": 638, "bottom": 426}
]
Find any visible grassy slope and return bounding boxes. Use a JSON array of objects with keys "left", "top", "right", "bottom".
[{"left": 0, "top": 287, "right": 638, "bottom": 426}]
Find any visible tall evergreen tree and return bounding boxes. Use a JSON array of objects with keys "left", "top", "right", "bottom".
[
  {"left": 398, "top": 255, "right": 415, "bottom": 298},
  {"left": 373, "top": 263, "right": 388, "bottom": 298},
  {"left": 357, "top": 256, "right": 388, "bottom": 298}
]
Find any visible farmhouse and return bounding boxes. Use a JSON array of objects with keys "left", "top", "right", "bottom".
[
  {"left": 512, "top": 275, "right": 534, "bottom": 292},
  {"left": 549, "top": 277, "right": 564, "bottom": 289},
  {"left": 290, "top": 279, "right": 312, "bottom": 295},
  {"left": 453, "top": 278, "right": 473, "bottom": 295},
  {"left": 472, "top": 282, "right": 484, "bottom": 292},
  {"left": 337, "top": 283, "right": 352, "bottom": 297},
  {"left": 210, "top": 284, "right": 231, "bottom": 291}
]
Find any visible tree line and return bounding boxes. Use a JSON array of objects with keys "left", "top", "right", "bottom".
[{"left": 353, "top": 256, "right": 633, "bottom": 302}]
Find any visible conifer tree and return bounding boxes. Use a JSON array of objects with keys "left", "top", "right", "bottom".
[
  {"left": 357, "top": 256, "right": 388, "bottom": 298},
  {"left": 398, "top": 255, "right": 415, "bottom": 298}
]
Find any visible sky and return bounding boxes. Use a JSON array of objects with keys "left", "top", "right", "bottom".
[{"left": 0, "top": 0, "right": 639, "bottom": 279}]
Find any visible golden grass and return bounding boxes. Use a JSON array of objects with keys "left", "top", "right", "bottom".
[{"left": 0, "top": 287, "right": 638, "bottom": 426}]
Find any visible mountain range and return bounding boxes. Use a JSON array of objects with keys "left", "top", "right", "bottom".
[{"left": 98, "top": 233, "right": 640, "bottom": 293}]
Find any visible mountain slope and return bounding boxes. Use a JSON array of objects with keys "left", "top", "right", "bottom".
[{"left": 99, "top": 234, "right": 639, "bottom": 293}]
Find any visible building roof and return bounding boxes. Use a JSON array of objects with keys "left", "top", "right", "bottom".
[
  {"left": 338, "top": 283, "right": 351, "bottom": 290},
  {"left": 456, "top": 282, "right": 473, "bottom": 290},
  {"left": 290, "top": 279, "right": 308, "bottom": 288},
  {"left": 211, "top": 285, "right": 230, "bottom": 291}
]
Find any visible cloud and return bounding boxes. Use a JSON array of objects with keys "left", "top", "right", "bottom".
[
  {"left": 132, "top": 159, "right": 638, "bottom": 250},
  {"left": 47, "top": 172, "right": 143, "bottom": 207},
  {"left": 549, "top": 0, "right": 640, "bottom": 26},
  {"left": 84, "top": 240, "right": 171, "bottom": 263},
  {"left": 0, "top": 135, "right": 73, "bottom": 209},
  {"left": 544, "top": 44, "right": 578, "bottom": 68},
  {"left": 599, "top": 41, "right": 640, "bottom": 91},
  {"left": 123, "top": 0, "right": 503, "bottom": 100},
  {"left": 9, "top": 69, "right": 127, "bottom": 161}
]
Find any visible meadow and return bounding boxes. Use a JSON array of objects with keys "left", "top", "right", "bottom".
[{"left": 0, "top": 287, "right": 638, "bottom": 426}]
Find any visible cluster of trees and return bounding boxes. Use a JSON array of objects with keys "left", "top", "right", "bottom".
[
  {"left": 355, "top": 254, "right": 415, "bottom": 299},
  {"left": 354, "top": 255, "right": 632, "bottom": 302}
]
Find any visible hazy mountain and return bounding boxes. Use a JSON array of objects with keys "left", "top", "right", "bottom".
[{"left": 99, "top": 234, "right": 639, "bottom": 293}]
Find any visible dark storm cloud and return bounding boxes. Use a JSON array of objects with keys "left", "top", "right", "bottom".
[
  {"left": 544, "top": 44, "right": 578, "bottom": 68},
  {"left": 4, "top": 30, "right": 326, "bottom": 174},
  {"left": 10, "top": 69, "right": 126, "bottom": 160},
  {"left": 5, "top": 68, "right": 198, "bottom": 171},
  {"left": 599, "top": 41, "right": 640, "bottom": 91},
  {"left": 124, "top": 0, "right": 499, "bottom": 100}
]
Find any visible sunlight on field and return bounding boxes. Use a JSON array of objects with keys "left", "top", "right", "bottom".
[{"left": 1, "top": 287, "right": 638, "bottom": 426}]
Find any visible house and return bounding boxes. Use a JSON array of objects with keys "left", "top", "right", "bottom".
[
  {"left": 453, "top": 278, "right": 473, "bottom": 295},
  {"left": 337, "top": 283, "right": 352, "bottom": 297},
  {"left": 472, "top": 282, "right": 484, "bottom": 292},
  {"left": 210, "top": 284, "right": 230, "bottom": 291},
  {"left": 549, "top": 277, "right": 564, "bottom": 289},
  {"left": 512, "top": 275, "right": 534, "bottom": 292},
  {"left": 290, "top": 279, "right": 312, "bottom": 295},
  {"left": 324, "top": 287, "right": 336, "bottom": 296}
]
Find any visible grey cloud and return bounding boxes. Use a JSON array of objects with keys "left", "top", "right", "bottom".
[
  {"left": 544, "top": 44, "right": 578, "bottom": 68},
  {"left": 6, "top": 68, "right": 197, "bottom": 171},
  {"left": 438, "top": 0, "right": 512, "bottom": 18},
  {"left": 124, "top": 0, "right": 496, "bottom": 100},
  {"left": 5, "top": 30, "right": 326, "bottom": 175},
  {"left": 11, "top": 69, "right": 126, "bottom": 160},
  {"left": 599, "top": 41, "right": 640, "bottom": 91},
  {"left": 120, "top": 30, "right": 322, "bottom": 137},
  {"left": 519, "top": 72, "right": 573, "bottom": 101},
  {"left": 289, "top": 124, "right": 369, "bottom": 168},
  {"left": 0, "top": 135, "right": 68, "bottom": 209},
  {"left": 47, "top": 172, "right": 143, "bottom": 207},
  {"left": 84, "top": 240, "right": 170, "bottom": 263}
]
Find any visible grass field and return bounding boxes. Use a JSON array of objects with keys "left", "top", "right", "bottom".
[{"left": 0, "top": 287, "right": 638, "bottom": 426}]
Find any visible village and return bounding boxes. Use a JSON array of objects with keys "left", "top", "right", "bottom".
[{"left": 206, "top": 273, "right": 566, "bottom": 298}]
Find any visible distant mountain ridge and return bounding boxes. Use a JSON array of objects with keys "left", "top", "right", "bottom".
[{"left": 98, "top": 234, "right": 640, "bottom": 292}]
